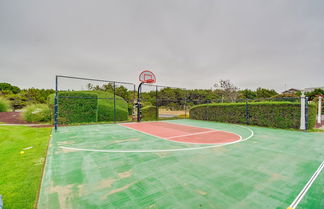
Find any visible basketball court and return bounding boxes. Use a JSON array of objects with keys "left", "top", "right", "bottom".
[{"left": 37, "top": 119, "right": 324, "bottom": 209}]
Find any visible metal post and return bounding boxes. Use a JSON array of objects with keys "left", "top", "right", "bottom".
[
  {"left": 113, "top": 82, "right": 116, "bottom": 122},
  {"left": 184, "top": 90, "right": 187, "bottom": 119},
  {"left": 133, "top": 84, "right": 136, "bottom": 103},
  {"left": 318, "top": 96, "right": 322, "bottom": 124},
  {"left": 245, "top": 99, "right": 249, "bottom": 125},
  {"left": 137, "top": 82, "right": 143, "bottom": 122},
  {"left": 155, "top": 86, "right": 158, "bottom": 120},
  {"left": 132, "top": 84, "right": 136, "bottom": 121},
  {"left": 300, "top": 92, "right": 306, "bottom": 130},
  {"left": 305, "top": 97, "right": 309, "bottom": 130},
  {"left": 54, "top": 76, "right": 58, "bottom": 131},
  {"left": 206, "top": 104, "right": 209, "bottom": 121}
]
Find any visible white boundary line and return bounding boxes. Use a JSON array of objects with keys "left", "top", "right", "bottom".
[
  {"left": 287, "top": 160, "right": 324, "bottom": 209},
  {"left": 59, "top": 124, "right": 254, "bottom": 153}
]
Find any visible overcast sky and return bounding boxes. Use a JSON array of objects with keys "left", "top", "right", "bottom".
[{"left": 0, "top": 0, "right": 323, "bottom": 92}]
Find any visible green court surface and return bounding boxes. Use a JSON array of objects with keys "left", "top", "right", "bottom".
[{"left": 37, "top": 119, "right": 324, "bottom": 209}]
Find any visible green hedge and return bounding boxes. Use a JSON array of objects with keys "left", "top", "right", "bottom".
[
  {"left": 92, "top": 91, "right": 128, "bottom": 121},
  {"left": 142, "top": 106, "right": 158, "bottom": 121},
  {"left": 57, "top": 92, "right": 98, "bottom": 124},
  {"left": 0, "top": 97, "right": 10, "bottom": 112},
  {"left": 22, "top": 104, "right": 51, "bottom": 122},
  {"left": 308, "top": 103, "right": 317, "bottom": 129},
  {"left": 190, "top": 102, "right": 316, "bottom": 129},
  {"left": 48, "top": 91, "right": 129, "bottom": 124}
]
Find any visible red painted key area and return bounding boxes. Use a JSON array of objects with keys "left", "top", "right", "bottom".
[{"left": 121, "top": 122, "right": 241, "bottom": 144}]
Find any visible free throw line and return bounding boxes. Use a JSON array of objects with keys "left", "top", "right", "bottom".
[
  {"left": 166, "top": 130, "right": 220, "bottom": 139},
  {"left": 120, "top": 121, "right": 242, "bottom": 145}
]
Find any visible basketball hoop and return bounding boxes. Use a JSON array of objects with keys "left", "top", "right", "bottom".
[
  {"left": 136, "top": 70, "right": 156, "bottom": 122},
  {"left": 139, "top": 70, "right": 156, "bottom": 84}
]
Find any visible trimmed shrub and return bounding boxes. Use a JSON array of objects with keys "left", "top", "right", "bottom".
[
  {"left": 190, "top": 103, "right": 247, "bottom": 124},
  {"left": 308, "top": 103, "right": 317, "bottom": 129},
  {"left": 23, "top": 104, "right": 51, "bottom": 122},
  {"left": 0, "top": 97, "right": 10, "bottom": 112},
  {"left": 142, "top": 106, "right": 158, "bottom": 121},
  {"left": 190, "top": 102, "right": 317, "bottom": 129},
  {"left": 93, "top": 91, "right": 128, "bottom": 121},
  {"left": 48, "top": 90, "right": 129, "bottom": 123},
  {"left": 57, "top": 92, "right": 98, "bottom": 124}
]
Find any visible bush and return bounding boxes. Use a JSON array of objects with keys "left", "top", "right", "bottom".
[
  {"left": 190, "top": 103, "right": 247, "bottom": 124},
  {"left": 190, "top": 102, "right": 317, "bottom": 129},
  {"left": 0, "top": 97, "right": 10, "bottom": 112},
  {"left": 93, "top": 91, "right": 128, "bottom": 121},
  {"left": 23, "top": 104, "right": 51, "bottom": 122},
  {"left": 308, "top": 103, "right": 317, "bottom": 129},
  {"left": 48, "top": 91, "right": 129, "bottom": 124},
  {"left": 142, "top": 106, "right": 158, "bottom": 121},
  {"left": 7, "top": 94, "right": 28, "bottom": 110},
  {"left": 0, "top": 82, "right": 20, "bottom": 94},
  {"left": 57, "top": 92, "right": 98, "bottom": 124}
]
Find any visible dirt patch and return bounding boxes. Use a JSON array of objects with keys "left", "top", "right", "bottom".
[
  {"left": 79, "top": 170, "right": 133, "bottom": 197},
  {"left": 118, "top": 170, "right": 132, "bottom": 178},
  {"left": 47, "top": 182, "right": 74, "bottom": 209},
  {"left": 58, "top": 141, "right": 76, "bottom": 145},
  {"left": 155, "top": 152, "right": 168, "bottom": 158},
  {"left": 78, "top": 178, "right": 116, "bottom": 197},
  {"left": 58, "top": 147, "right": 78, "bottom": 154},
  {"left": 147, "top": 204, "right": 157, "bottom": 209},
  {"left": 196, "top": 190, "right": 208, "bottom": 196},
  {"left": 98, "top": 178, "right": 116, "bottom": 189},
  {"left": 112, "top": 138, "right": 140, "bottom": 144},
  {"left": 101, "top": 182, "right": 135, "bottom": 199},
  {"left": 0, "top": 112, "right": 29, "bottom": 124},
  {"left": 0, "top": 111, "right": 53, "bottom": 127},
  {"left": 254, "top": 172, "right": 286, "bottom": 190},
  {"left": 212, "top": 146, "right": 227, "bottom": 153}
]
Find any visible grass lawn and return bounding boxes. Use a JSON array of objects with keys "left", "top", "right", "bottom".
[{"left": 0, "top": 126, "right": 51, "bottom": 209}]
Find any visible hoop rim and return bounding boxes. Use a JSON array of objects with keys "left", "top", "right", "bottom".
[{"left": 139, "top": 70, "right": 156, "bottom": 83}]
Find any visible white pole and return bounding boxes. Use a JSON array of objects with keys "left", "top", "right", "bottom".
[
  {"left": 300, "top": 91, "right": 306, "bottom": 130},
  {"left": 318, "top": 96, "right": 322, "bottom": 124}
]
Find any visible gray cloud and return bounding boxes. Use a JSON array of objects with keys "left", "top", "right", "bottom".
[{"left": 0, "top": 0, "right": 323, "bottom": 91}]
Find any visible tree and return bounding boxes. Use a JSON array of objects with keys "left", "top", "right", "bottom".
[
  {"left": 87, "top": 82, "right": 114, "bottom": 92},
  {"left": 255, "top": 88, "right": 278, "bottom": 98},
  {"left": 6, "top": 94, "right": 28, "bottom": 111},
  {"left": 240, "top": 89, "right": 256, "bottom": 99},
  {"left": 116, "top": 86, "right": 130, "bottom": 101},
  {"left": 0, "top": 82, "right": 21, "bottom": 94},
  {"left": 213, "top": 80, "right": 239, "bottom": 102},
  {"left": 20, "top": 88, "right": 55, "bottom": 104},
  {"left": 306, "top": 88, "right": 324, "bottom": 101}
]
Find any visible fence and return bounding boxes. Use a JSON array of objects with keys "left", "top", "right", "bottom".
[
  {"left": 53, "top": 76, "right": 314, "bottom": 130},
  {"left": 54, "top": 75, "right": 136, "bottom": 130}
]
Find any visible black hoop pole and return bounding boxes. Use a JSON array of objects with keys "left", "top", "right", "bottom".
[
  {"left": 137, "top": 82, "right": 144, "bottom": 122},
  {"left": 155, "top": 85, "right": 158, "bottom": 120},
  {"left": 184, "top": 89, "right": 188, "bottom": 119}
]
